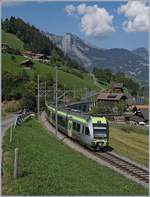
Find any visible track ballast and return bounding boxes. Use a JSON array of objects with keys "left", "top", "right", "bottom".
[{"left": 93, "top": 151, "right": 149, "bottom": 184}]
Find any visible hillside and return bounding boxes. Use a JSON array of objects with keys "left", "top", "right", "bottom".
[
  {"left": 132, "top": 48, "right": 149, "bottom": 61},
  {"left": 2, "top": 30, "right": 24, "bottom": 50},
  {"left": 47, "top": 33, "right": 149, "bottom": 82},
  {"left": 2, "top": 53, "right": 101, "bottom": 90}
]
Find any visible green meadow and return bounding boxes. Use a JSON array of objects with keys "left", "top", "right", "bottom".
[
  {"left": 110, "top": 123, "right": 148, "bottom": 166},
  {"left": 2, "top": 118, "right": 148, "bottom": 195}
]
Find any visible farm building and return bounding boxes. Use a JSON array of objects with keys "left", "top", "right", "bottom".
[
  {"left": 111, "top": 82, "right": 125, "bottom": 93},
  {"left": 20, "top": 59, "right": 34, "bottom": 69},
  {"left": 2, "top": 43, "right": 9, "bottom": 50},
  {"left": 97, "top": 92, "right": 127, "bottom": 103},
  {"left": 21, "top": 50, "right": 49, "bottom": 60},
  {"left": 125, "top": 106, "right": 149, "bottom": 125}
]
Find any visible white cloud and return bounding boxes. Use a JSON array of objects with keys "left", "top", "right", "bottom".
[
  {"left": 65, "top": 4, "right": 76, "bottom": 16},
  {"left": 65, "top": 3, "right": 115, "bottom": 37},
  {"left": 118, "top": 1, "right": 149, "bottom": 32}
]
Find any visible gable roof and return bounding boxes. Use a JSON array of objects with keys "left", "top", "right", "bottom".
[
  {"left": 20, "top": 59, "right": 34, "bottom": 65},
  {"left": 140, "top": 109, "right": 149, "bottom": 120},
  {"left": 111, "top": 82, "right": 124, "bottom": 89},
  {"left": 130, "top": 115, "right": 145, "bottom": 123},
  {"left": 97, "top": 92, "right": 127, "bottom": 101}
]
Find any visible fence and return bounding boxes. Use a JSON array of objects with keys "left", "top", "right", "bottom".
[{"left": 14, "top": 113, "right": 33, "bottom": 128}]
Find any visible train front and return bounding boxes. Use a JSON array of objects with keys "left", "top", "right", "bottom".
[{"left": 91, "top": 117, "right": 109, "bottom": 150}]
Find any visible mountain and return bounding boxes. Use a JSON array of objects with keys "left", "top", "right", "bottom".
[
  {"left": 46, "top": 32, "right": 149, "bottom": 82},
  {"left": 132, "top": 48, "right": 149, "bottom": 61}
]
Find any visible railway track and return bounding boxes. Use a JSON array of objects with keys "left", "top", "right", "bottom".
[
  {"left": 41, "top": 112, "right": 149, "bottom": 187},
  {"left": 94, "top": 151, "right": 149, "bottom": 184}
]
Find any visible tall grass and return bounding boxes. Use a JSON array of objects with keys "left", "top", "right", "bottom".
[{"left": 3, "top": 100, "right": 21, "bottom": 113}]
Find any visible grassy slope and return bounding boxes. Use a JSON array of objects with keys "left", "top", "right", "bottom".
[
  {"left": 2, "top": 53, "right": 100, "bottom": 90},
  {"left": 110, "top": 124, "right": 148, "bottom": 166},
  {"left": 2, "top": 118, "right": 148, "bottom": 195},
  {"left": 2, "top": 30, "right": 24, "bottom": 50}
]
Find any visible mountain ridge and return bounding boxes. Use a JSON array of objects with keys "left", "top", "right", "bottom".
[{"left": 45, "top": 32, "right": 149, "bottom": 83}]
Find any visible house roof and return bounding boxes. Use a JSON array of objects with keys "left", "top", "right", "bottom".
[
  {"left": 22, "top": 50, "right": 33, "bottom": 55},
  {"left": 97, "top": 92, "right": 127, "bottom": 101},
  {"left": 20, "top": 59, "right": 34, "bottom": 65},
  {"left": 111, "top": 82, "right": 124, "bottom": 89},
  {"left": 140, "top": 109, "right": 149, "bottom": 120},
  {"left": 130, "top": 115, "right": 145, "bottom": 123}
]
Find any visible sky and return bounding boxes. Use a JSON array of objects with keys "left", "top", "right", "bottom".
[{"left": 2, "top": 0, "right": 149, "bottom": 50}]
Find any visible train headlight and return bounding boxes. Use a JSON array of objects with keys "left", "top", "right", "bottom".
[{"left": 99, "top": 142, "right": 104, "bottom": 146}]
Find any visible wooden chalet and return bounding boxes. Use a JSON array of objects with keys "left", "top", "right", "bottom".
[
  {"left": 20, "top": 59, "right": 34, "bottom": 69},
  {"left": 21, "top": 50, "right": 49, "bottom": 60},
  {"left": 97, "top": 92, "right": 127, "bottom": 103},
  {"left": 2, "top": 43, "right": 11, "bottom": 53},
  {"left": 111, "top": 82, "right": 125, "bottom": 93},
  {"left": 125, "top": 106, "right": 149, "bottom": 125},
  {"left": 2, "top": 43, "right": 9, "bottom": 50}
]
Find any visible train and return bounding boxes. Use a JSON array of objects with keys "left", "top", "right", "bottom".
[{"left": 45, "top": 103, "right": 109, "bottom": 150}]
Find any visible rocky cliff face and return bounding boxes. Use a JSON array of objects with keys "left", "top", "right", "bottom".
[{"left": 45, "top": 32, "right": 149, "bottom": 82}]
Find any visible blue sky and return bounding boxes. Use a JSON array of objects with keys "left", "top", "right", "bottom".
[{"left": 2, "top": 1, "right": 149, "bottom": 50}]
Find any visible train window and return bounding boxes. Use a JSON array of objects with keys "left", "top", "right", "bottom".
[
  {"left": 85, "top": 127, "right": 90, "bottom": 136},
  {"left": 82, "top": 126, "right": 85, "bottom": 134},
  {"left": 76, "top": 123, "right": 80, "bottom": 132},
  {"left": 52, "top": 113, "right": 55, "bottom": 121},
  {"left": 73, "top": 122, "right": 76, "bottom": 130},
  {"left": 73, "top": 122, "right": 80, "bottom": 132},
  {"left": 58, "top": 115, "right": 67, "bottom": 128}
]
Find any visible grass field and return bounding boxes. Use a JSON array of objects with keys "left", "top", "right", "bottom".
[
  {"left": 2, "top": 53, "right": 102, "bottom": 90},
  {"left": 2, "top": 30, "right": 24, "bottom": 50},
  {"left": 109, "top": 123, "right": 148, "bottom": 167},
  {"left": 2, "top": 118, "right": 148, "bottom": 195},
  {"left": 2, "top": 30, "right": 105, "bottom": 90}
]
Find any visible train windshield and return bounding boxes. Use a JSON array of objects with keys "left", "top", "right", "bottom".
[{"left": 93, "top": 124, "right": 107, "bottom": 138}]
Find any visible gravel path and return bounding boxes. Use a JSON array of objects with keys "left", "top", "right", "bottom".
[{"left": 40, "top": 111, "right": 148, "bottom": 188}]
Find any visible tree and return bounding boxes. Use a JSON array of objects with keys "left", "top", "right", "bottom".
[
  {"left": 11, "top": 55, "right": 15, "bottom": 61},
  {"left": 93, "top": 68, "right": 112, "bottom": 83},
  {"left": 50, "top": 50, "right": 62, "bottom": 67},
  {"left": 22, "top": 81, "right": 36, "bottom": 111}
]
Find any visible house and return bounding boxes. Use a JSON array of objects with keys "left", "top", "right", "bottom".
[
  {"left": 21, "top": 50, "right": 33, "bottom": 58},
  {"left": 97, "top": 92, "right": 127, "bottom": 103},
  {"left": 21, "top": 50, "right": 49, "bottom": 61},
  {"left": 2, "top": 43, "right": 9, "bottom": 53},
  {"left": 125, "top": 107, "right": 149, "bottom": 125},
  {"left": 111, "top": 82, "right": 125, "bottom": 93},
  {"left": 33, "top": 53, "right": 49, "bottom": 60},
  {"left": 20, "top": 59, "right": 34, "bottom": 69},
  {"left": 2, "top": 43, "right": 9, "bottom": 50}
]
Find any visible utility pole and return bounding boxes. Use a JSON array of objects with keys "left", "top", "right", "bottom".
[
  {"left": 64, "top": 86, "right": 66, "bottom": 105},
  {"left": 45, "top": 81, "right": 47, "bottom": 105},
  {"left": 55, "top": 66, "right": 58, "bottom": 137},
  {"left": 74, "top": 87, "right": 76, "bottom": 100},
  {"left": 53, "top": 84, "right": 55, "bottom": 102},
  {"left": 37, "top": 75, "right": 40, "bottom": 118}
]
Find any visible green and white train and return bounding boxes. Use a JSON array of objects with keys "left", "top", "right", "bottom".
[{"left": 45, "top": 103, "right": 109, "bottom": 150}]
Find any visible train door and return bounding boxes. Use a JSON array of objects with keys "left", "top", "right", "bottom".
[
  {"left": 68, "top": 119, "right": 72, "bottom": 138},
  {"left": 80, "top": 125, "right": 85, "bottom": 144}
]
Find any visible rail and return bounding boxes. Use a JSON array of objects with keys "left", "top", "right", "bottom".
[{"left": 95, "top": 152, "right": 149, "bottom": 184}]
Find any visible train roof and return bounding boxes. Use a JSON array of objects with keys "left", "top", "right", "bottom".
[{"left": 46, "top": 103, "right": 107, "bottom": 124}]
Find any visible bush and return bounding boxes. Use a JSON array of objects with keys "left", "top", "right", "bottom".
[
  {"left": 4, "top": 100, "right": 21, "bottom": 113},
  {"left": 92, "top": 101, "right": 126, "bottom": 115}
]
